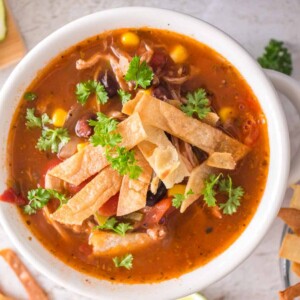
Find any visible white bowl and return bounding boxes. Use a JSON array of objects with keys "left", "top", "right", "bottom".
[{"left": 0, "top": 7, "right": 296, "bottom": 300}]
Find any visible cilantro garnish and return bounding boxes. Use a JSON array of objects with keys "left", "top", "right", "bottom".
[
  {"left": 23, "top": 188, "right": 68, "bottom": 215},
  {"left": 117, "top": 89, "right": 131, "bottom": 104},
  {"left": 125, "top": 56, "right": 154, "bottom": 89},
  {"left": 75, "top": 80, "right": 108, "bottom": 105},
  {"left": 172, "top": 189, "right": 194, "bottom": 209},
  {"left": 202, "top": 174, "right": 223, "bottom": 207},
  {"left": 113, "top": 254, "right": 133, "bottom": 270},
  {"left": 258, "top": 39, "right": 292, "bottom": 75},
  {"left": 25, "top": 108, "right": 52, "bottom": 129},
  {"left": 24, "top": 92, "right": 37, "bottom": 101},
  {"left": 94, "top": 217, "right": 133, "bottom": 236}
]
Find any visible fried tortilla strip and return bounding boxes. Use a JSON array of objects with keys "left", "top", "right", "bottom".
[
  {"left": 0, "top": 294, "right": 13, "bottom": 300},
  {"left": 292, "top": 262, "right": 300, "bottom": 277},
  {"left": 117, "top": 149, "right": 152, "bottom": 216},
  {"left": 51, "top": 167, "right": 122, "bottom": 225},
  {"left": 202, "top": 112, "right": 220, "bottom": 127},
  {"left": 89, "top": 231, "right": 156, "bottom": 256},
  {"left": 44, "top": 173, "right": 64, "bottom": 191},
  {"left": 123, "top": 93, "right": 248, "bottom": 161},
  {"left": 279, "top": 282, "right": 300, "bottom": 300},
  {"left": 278, "top": 208, "right": 300, "bottom": 235},
  {"left": 206, "top": 152, "right": 236, "bottom": 170},
  {"left": 290, "top": 184, "right": 300, "bottom": 210},
  {"left": 138, "top": 125, "right": 189, "bottom": 188},
  {"left": 49, "top": 112, "right": 147, "bottom": 186},
  {"left": 0, "top": 249, "right": 48, "bottom": 300},
  {"left": 180, "top": 163, "right": 213, "bottom": 213},
  {"left": 279, "top": 233, "right": 300, "bottom": 263}
]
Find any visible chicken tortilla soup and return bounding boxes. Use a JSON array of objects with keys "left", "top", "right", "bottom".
[{"left": 1, "top": 28, "right": 269, "bottom": 283}]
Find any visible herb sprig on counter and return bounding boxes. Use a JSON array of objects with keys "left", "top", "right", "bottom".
[
  {"left": 76, "top": 80, "right": 108, "bottom": 105},
  {"left": 94, "top": 217, "right": 133, "bottom": 236},
  {"left": 113, "top": 253, "right": 133, "bottom": 270}
]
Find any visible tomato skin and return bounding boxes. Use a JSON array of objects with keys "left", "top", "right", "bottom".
[
  {"left": 40, "top": 158, "right": 62, "bottom": 188},
  {"left": 0, "top": 188, "right": 27, "bottom": 206},
  {"left": 98, "top": 193, "right": 119, "bottom": 217}
]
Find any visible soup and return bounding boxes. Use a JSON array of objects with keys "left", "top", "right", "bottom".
[{"left": 1, "top": 28, "right": 269, "bottom": 283}]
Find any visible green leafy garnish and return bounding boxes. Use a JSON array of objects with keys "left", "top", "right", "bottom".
[
  {"left": 257, "top": 39, "right": 292, "bottom": 75},
  {"left": 106, "top": 147, "right": 142, "bottom": 180},
  {"left": 89, "top": 112, "right": 121, "bottom": 148},
  {"left": 113, "top": 254, "right": 133, "bottom": 270},
  {"left": 25, "top": 108, "right": 52, "bottom": 129},
  {"left": 181, "top": 88, "right": 211, "bottom": 119},
  {"left": 125, "top": 56, "right": 154, "bottom": 89},
  {"left": 202, "top": 174, "right": 223, "bottom": 207},
  {"left": 172, "top": 189, "right": 194, "bottom": 209},
  {"left": 24, "top": 92, "right": 37, "bottom": 101},
  {"left": 36, "top": 127, "right": 70, "bottom": 153},
  {"left": 94, "top": 217, "right": 133, "bottom": 236},
  {"left": 75, "top": 80, "right": 108, "bottom": 105},
  {"left": 118, "top": 89, "right": 131, "bottom": 104},
  {"left": 23, "top": 188, "right": 68, "bottom": 215},
  {"left": 219, "top": 176, "right": 244, "bottom": 215}
]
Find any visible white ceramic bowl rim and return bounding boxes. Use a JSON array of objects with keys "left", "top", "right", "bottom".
[{"left": 0, "top": 7, "right": 289, "bottom": 300}]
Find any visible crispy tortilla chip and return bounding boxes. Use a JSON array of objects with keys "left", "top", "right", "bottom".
[
  {"left": 0, "top": 249, "right": 48, "bottom": 300},
  {"left": 292, "top": 262, "right": 300, "bottom": 277},
  {"left": 138, "top": 125, "right": 189, "bottom": 188},
  {"left": 89, "top": 231, "right": 155, "bottom": 256},
  {"left": 49, "top": 112, "right": 147, "bottom": 186},
  {"left": 123, "top": 93, "right": 248, "bottom": 161},
  {"left": 290, "top": 184, "right": 300, "bottom": 210},
  {"left": 51, "top": 167, "right": 122, "bottom": 225},
  {"left": 278, "top": 208, "right": 300, "bottom": 235},
  {"left": 180, "top": 163, "right": 213, "bottom": 213},
  {"left": 279, "top": 233, "right": 300, "bottom": 263},
  {"left": 202, "top": 112, "right": 220, "bottom": 127},
  {"left": 44, "top": 173, "right": 64, "bottom": 191},
  {"left": 279, "top": 282, "right": 300, "bottom": 300},
  {"left": 117, "top": 148, "right": 152, "bottom": 216},
  {"left": 0, "top": 293, "right": 13, "bottom": 300},
  {"left": 206, "top": 152, "right": 236, "bottom": 170}
]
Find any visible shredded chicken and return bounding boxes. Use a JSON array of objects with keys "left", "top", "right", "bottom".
[
  {"left": 110, "top": 45, "right": 131, "bottom": 75},
  {"left": 109, "top": 55, "right": 130, "bottom": 91},
  {"left": 150, "top": 175, "right": 160, "bottom": 194},
  {"left": 76, "top": 53, "right": 104, "bottom": 70},
  {"left": 106, "top": 110, "right": 127, "bottom": 121},
  {"left": 146, "top": 225, "right": 167, "bottom": 240},
  {"left": 163, "top": 75, "right": 190, "bottom": 85},
  {"left": 140, "top": 42, "right": 154, "bottom": 63}
]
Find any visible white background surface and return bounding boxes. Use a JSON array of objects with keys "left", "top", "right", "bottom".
[{"left": 1, "top": 1, "right": 300, "bottom": 299}]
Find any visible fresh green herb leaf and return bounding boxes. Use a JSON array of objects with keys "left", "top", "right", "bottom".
[
  {"left": 25, "top": 108, "right": 52, "bottom": 129},
  {"left": 118, "top": 89, "right": 131, "bottom": 104},
  {"left": 75, "top": 80, "right": 108, "bottom": 105},
  {"left": 106, "top": 147, "right": 142, "bottom": 180},
  {"left": 257, "top": 39, "right": 292, "bottom": 75},
  {"left": 94, "top": 217, "right": 133, "bottom": 236},
  {"left": 89, "top": 112, "right": 122, "bottom": 148},
  {"left": 23, "top": 188, "right": 68, "bottom": 215},
  {"left": 36, "top": 127, "right": 70, "bottom": 153},
  {"left": 125, "top": 56, "right": 154, "bottom": 89},
  {"left": 172, "top": 189, "right": 194, "bottom": 209},
  {"left": 218, "top": 176, "right": 244, "bottom": 215},
  {"left": 24, "top": 92, "right": 37, "bottom": 101},
  {"left": 202, "top": 174, "right": 223, "bottom": 207},
  {"left": 113, "top": 253, "right": 133, "bottom": 270},
  {"left": 181, "top": 88, "right": 211, "bottom": 120}
]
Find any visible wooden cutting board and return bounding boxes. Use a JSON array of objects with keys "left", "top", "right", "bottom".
[{"left": 0, "top": 0, "right": 26, "bottom": 69}]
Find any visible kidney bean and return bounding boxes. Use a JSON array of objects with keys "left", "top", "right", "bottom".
[
  {"left": 152, "top": 85, "right": 171, "bottom": 101},
  {"left": 75, "top": 113, "right": 96, "bottom": 138},
  {"left": 99, "top": 70, "right": 119, "bottom": 97},
  {"left": 150, "top": 51, "right": 168, "bottom": 72}
]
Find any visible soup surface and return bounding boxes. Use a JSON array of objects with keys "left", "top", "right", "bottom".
[{"left": 2, "top": 28, "right": 269, "bottom": 283}]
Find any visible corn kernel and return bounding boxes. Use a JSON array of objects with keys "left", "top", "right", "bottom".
[
  {"left": 168, "top": 184, "right": 187, "bottom": 197},
  {"left": 121, "top": 32, "right": 140, "bottom": 47},
  {"left": 144, "top": 87, "right": 153, "bottom": 95},
  {"left": 170, "top": 45, "right": 188, "bottom": 64},
  {"left": 94, "top": 212, "right": 108, "bottom": 226},
  {"left": 77, "top": 142, "right": 89, "bottom": 152},
  {"left": 52, "top": 108, "right": 67, "bottom": 127},
  {"left": 219, "top": 107, "right": 236, "bottom": 123}
]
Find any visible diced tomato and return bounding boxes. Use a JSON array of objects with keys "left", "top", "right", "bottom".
[
  {"left": 98, "top": 193, "right": 119, "bottom": 217},
  {"left": 78, "top": 243, "right": 93, "bottom": 256},
  {"left": 40, "top": 157, "right": 62, "bottom": 188},
  {"left": 0, "top": 188, "right": 27, "bottom": 206},
  {"left": 142, "top": 197, "right": 172, "bottom": 227}
]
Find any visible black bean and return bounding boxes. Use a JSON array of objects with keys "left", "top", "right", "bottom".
[
  {"left": 99, "top": 70, "right": 119, "bottom": 97},
  {"left": 146, "top": 181, "right": 167, "bottom": 206}
]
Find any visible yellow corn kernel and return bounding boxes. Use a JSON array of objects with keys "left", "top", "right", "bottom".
[
  {"left": 94, "top": 212, "right": 108, "bottom": 226},
  {"left": 121, "top": 32, "right": 140, "bottom": 47},
  {"left": 144, "top": 87, "right": 153, "bottom": 95},
  {"left": 77, "top": 142, "right": 89, "bottom": 152},
  {"left": 168, "top": 184, "right": 187, "bottom": 197},
  {"left": 219, "top": 107, "right": 236, "bottom": 123},
  {"left": 170, "top": 45, "right": 188, "bottom": 64},
  {"left": 52, "top": 108, "right": 67, "bottom": 127}
]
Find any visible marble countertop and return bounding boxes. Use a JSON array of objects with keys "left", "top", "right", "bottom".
[{"left": 1, "top": 1, "right": 300, "bottom": 299}]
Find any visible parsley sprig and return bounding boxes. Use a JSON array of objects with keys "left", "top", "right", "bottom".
[
  {"left": 257, "top": 39, "right": 292, "bottom": 75},
  {"left": 25, "top": 108, "right": 52, "bottom": 128},
  {"left": 118, "top": 89, "right": 131, "bottom": 105},
  {"left": 75, "top": 80, "right": 108, "bottom": 105},
  {"left": 181, "top": 88, "right": 211, "bottom": 120},
  {"left": 202, "top": 174, "right": 244, "bottom": 215},
  {"left": 125, "top": 56, "right": 154, "bottom": 89},
  {"left": 172, "top": 189, "right": 194, "bottom": 209},
  {"left": 23, "top": 188, "right": 68, "bottom": 215},
  {"left": 24, "top": 92, "right": 38, "bottom": 101},
  {"left": 113, "top": 254, "right": 133, "bottom": 270},
  {"left": 94, "top": 217, "right": 133, "bottom": 236}
]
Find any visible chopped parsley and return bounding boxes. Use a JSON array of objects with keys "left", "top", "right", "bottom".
[
  {"left": 24, "top": 92, "right": 37, "bottom": 101},
  {"left": 202, "top": 174, "right": 222, "bottom": 207},
  {"left": 75, "top": 80, "right": 108, "bottom": 105},
  {"left": 172, "top": 189, "right": 194, "bottom": 209},
  {"left": 23, "top": 188, "right": 68, "bottom": 215},
  {"left": 181, "top": 88, "right": 211, "bottom": 119},
  {"left": 125, "top": 56, "right": 154, "bottom": 89},
  {"left": 117, "top": 89, "right": 131, "bottom": 104},
  {"left": 257, "top": 39, "right": 292, "bottom": 75},
  {"left": 113, "top": 254, "right": 133, "bottom": 270},
  {"left": 94, "top": 217, "right": 133, "bottom": 236},
  {"left": 25, "top": 108, "right": 52, "bottom": 129}
]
